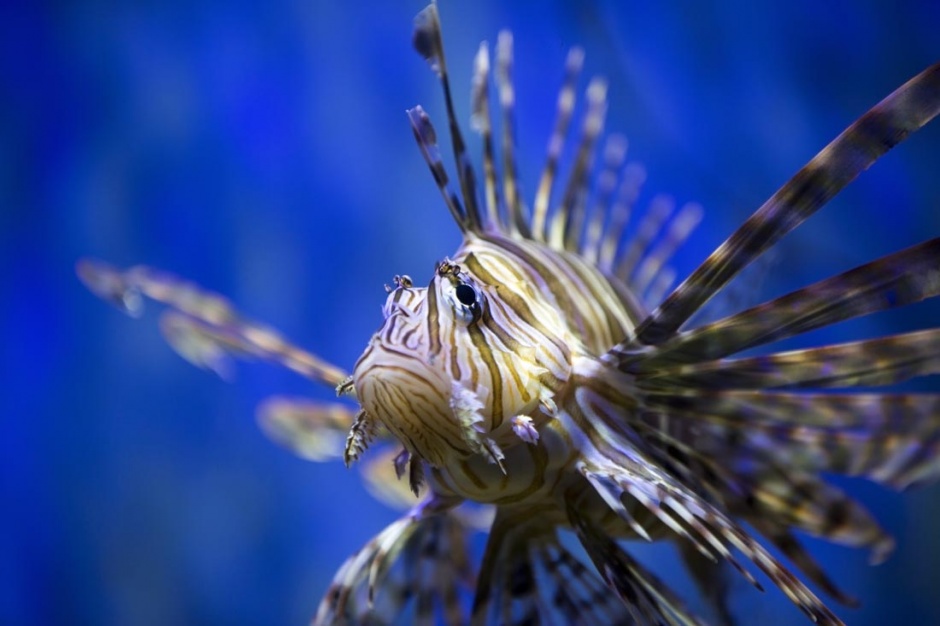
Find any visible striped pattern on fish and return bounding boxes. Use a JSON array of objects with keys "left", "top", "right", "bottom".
[{"left": 77, "top": 2, "right": 940, "bottom": 625}]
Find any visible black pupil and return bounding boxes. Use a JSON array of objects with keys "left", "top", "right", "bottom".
[{"left": 455, "top": 283, "right": 477, "bottom": 307}]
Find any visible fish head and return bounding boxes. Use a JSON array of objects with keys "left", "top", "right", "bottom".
[{"left": 351, "top": 258, "right": 571, "bottom": 467}]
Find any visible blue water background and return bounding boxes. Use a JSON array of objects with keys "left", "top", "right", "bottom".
[{"left": 2, "top": 1, "right": 939, "bottom": 624}]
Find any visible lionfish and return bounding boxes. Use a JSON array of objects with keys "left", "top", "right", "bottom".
[{"left": 78, "top": 4, "right": 940, "bottom": 625}]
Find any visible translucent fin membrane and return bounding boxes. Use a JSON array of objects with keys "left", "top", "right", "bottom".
[
  {"left": 629, "top": 62, "right": 940, "bottom": 346},
  {"left": 315, "top": 498, "right": 471, "bottom": 626},
  {"left": 568, "top": 501, "right": 708, "bottom": 626},
  {"left": 471, "top": 508, "right": 638, "bottom": 625},
  {"left": 616, "top": 238, "right": 940, "bottom": 369},
  {"left": 256, "top": 397, "right": 358, "bottom": 462},
  {"left": 76, "top": 259, "right": 349, "bottom": 387},
  {"left": 413, "top": 3, "right": 699, "bottom": 293}
]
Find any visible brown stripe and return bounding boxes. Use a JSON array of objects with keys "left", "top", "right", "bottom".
[
  {"left": 468, "top": 323, "right": 504, "bottom": 427},
  {"left": 426, "top": 275, "right": 442, "bottom": 356}
]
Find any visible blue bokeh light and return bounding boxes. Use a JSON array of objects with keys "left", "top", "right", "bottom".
[{"left": 3, "top": 1, "right": 939, "bottom": 624}]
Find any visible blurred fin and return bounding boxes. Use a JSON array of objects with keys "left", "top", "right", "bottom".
[
  {"left": 315, "top": 497, "right": 471, "bottom": 625},
  {"left": 77, "top": 260, "right": 349, "bottom": 386},
  {"left": 630, "top": 62, "right": 940, "bottom": 345},
  {"left": 641, "top": 329, "right": 940, "bottom": 390},
  {"left": 617, "top": 238, "right": 940, "bottom": 370},
  {"left": 256, "top": 396, "right": 359, "bottom": 462}
]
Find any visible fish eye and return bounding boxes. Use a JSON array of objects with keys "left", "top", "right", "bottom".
[
  {"left": 448, "top": 280, "right": 483, "bottom": 325},
  {"left": 436, "top": 260, "right": 484, "bottom": 325},
  {"left": 455, "top": 283, "right": 477, "bottom": 307}
]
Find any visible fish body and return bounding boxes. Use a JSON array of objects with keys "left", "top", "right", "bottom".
[{"left": 77, "top": 3, "right": 940, "bottom": 625}]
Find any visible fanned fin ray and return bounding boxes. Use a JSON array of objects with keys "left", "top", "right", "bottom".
[
  {"left": 255, "top": 397, "right": 361, "bottom": 462},
  {"left": 642, "top": 391, "right": 940, "bottom": 489},
  {"left": 615, "top": 237, "right": 940, "bottom": 370},
  {"left": 631, "top": 62, "right": 940, "bottom": 345},
  {"left": 471, "top": 508, "right": 633, "bottom": 625},
  {"left": 568, "top": 501, "right": 709, "bottom": 626},
  {"left": 550, "top": 77, "right": 608, "bottom": 252},
  {"left": 564, "top": 386, "right": 846, "bottom": 625},
  {"left": 75, "top": 260, "right": 349, "bottom": 386},
  {"left": 315, "top": 498, "right": 471, "bottom": 626},
  {"left": 598, "top": 162, "right": 647, "bottom": 270},
  {"left": 413, "top": 4, "right": 483, "bottom": 231},
  {"left": 626, "top": 408, "right": 872, "bottom": 605},
  {"left": 628, "top": 202, "right": 704, "bottom": 299},
  {"left": 470, "top": 41, "right": 502, "bottom": 231},
  {"left": 582, "top": 134, "right": 629, "bottom": 263},
  {"left": 407, "top": 105, "right": 469, "bottom": 232},
  {"left": 532, "top": 47, "right": 584, "bottom": 241},
  {"left": 494, "top": 30, "right": 529, "bottom": 238},
  {"left": 639, "top": 328, "right": 940, "bottom": 390}
]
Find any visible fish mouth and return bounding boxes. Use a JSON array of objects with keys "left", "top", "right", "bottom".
[{"left": 353, "top": 353, "right": 469, "bottom": 466}]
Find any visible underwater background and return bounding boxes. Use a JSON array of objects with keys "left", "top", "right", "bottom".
[{"left": 3, "top": 1, "right": 940, "bottom": 624}]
